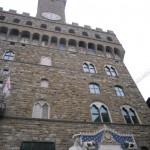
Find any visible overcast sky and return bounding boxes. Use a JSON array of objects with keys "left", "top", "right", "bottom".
[{"left": 1, "top": 0, "right": 150, "bottom": 101}]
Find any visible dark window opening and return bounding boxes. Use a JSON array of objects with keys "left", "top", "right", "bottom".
[
  {"left": 0, "top": 16, "right": 5, "bottom": 20},
  {"left": 26, "top": 21, "right": 32, "bottom": 26},
  {"left": 95, "top": 34, "right": 101, "bottom": 39},
  {"left": 0, "top": 27, "right": 8, "bottom": 35},
  {"left": 41, "top": 35, "right": 49, "bottom": 46},
  {"left": 69, "top": 29, "right": 75, "bottom": 34},
  {"left": 13, "top": 18, "right": 20, "bottom": 23},
  {"left": 55, "top": 26, "right": 61, "bottom": 32},
  {"left": 32, "top": 33, "right": 40, "bottom": 41},
  {"left": 59, "top": 38, "right": 66, "bottom": 49},
  {"left": 97, "top": 44, "right": 104, "bottom": 52},
  {"left": 20, "top": 142, "right": 55, "bottom": 150},
  {"left": 68, "top": 39, "right": 77, "bottom": 47},
  {"left": 41, "top": 24, "right": 47, "bottom": 29},
  {"left": 9, "top": 29, "right": 19, "bottom": 37},
  {"left": 88, "top": 43, "right": 95, "bottom": 51},
  {"left": 51, "top": 37, "right": 57, "bottom": 46},
  {"left": 82, "top": 31, "right": 88, "bottom": 36},
  {"left": 79, "top": 41, "right": 86, "bottom": 48},
  {"left": 107, "top": 36, "right": 113, "bottom": 41}
]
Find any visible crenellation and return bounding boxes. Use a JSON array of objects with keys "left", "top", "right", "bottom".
[
  {"left": 22, "top": 12, "right": 30, "bottom": 16},
  {"left": 8, "top": 9, "right": 17, "bottom": 14}
]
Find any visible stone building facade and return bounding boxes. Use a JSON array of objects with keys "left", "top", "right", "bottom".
[{"left": 0, "top": 0, "right": 150, "bottom": 150}]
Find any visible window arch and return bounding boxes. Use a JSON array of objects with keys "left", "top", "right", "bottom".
[
  {"left": 79, "top": 41, "right": 86, "bottom": 49},
  {"left": 89, "top": 83, "right": 100, "bottom": 94},
  {"left": 121, "top": 105, "right": 140, "bottom": 124},
  {"left": 68, "top": 39, "right": 77, "bottom": 47},
  {"left": 41, "top": 35, "right": 49, "bottom": 46},
  {"left": 32, "top": 101, "right": 49, "bottom": 119},
  {"left": 3, "top": 50, "right": 15, "bottom": 61},
  {"left": 9, "top": 29, "right": 19, "bottom": 41},
  {"left": 59, "top": 38, "right": 66, "bottom": 49},
  {"left": 104, "top": 65, "right": 118, "bottom": 77},
  {"left": 83, "top": 63, "right": 96, "bottom": 73},
  {"left": 41, "top": 78, "right": 49, "bottom": 88},
  {"left": 0, "top": 27, "right": 8, "bottom": 39},
  {"left": 106, "top": 46, "right": 113, "bottom": 58},
  {"left": 114, "top": 85, "right": 125, "bottom": 97},
  {"left": 97, "top": 44, "right": 104, "bottom": 52},
  {"left": 32, "top": 33, "right": 40, "bottom": 44},
  {"left": 90, "top": 102, "right": 111, "bottom": 123},
  {"left": 88, "top": 43, "right": 95, "bottom": 52},
  {"left": 0, "top": 81, "right": 3, "bottom": 88},
  {"left": 51, "top": 36, "right": 58, "bottom": 46},
  {"left": 20, "top": 31, "right": 30, "bottom": 43},
  {"left": 114, "top": 48, "right": 121, "bottom": 59}
]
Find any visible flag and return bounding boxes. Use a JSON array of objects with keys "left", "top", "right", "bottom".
[{"left": 3, "top": 76, "right": 11, "bottom": 97}]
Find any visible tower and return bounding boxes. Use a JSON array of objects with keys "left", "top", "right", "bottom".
[{"left": 36, "top": 0, "right": 67, "bottom": 23}]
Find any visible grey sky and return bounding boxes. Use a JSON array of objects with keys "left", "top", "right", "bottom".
[{"left": 1, "top": 0, "right": 150, "bottom": 100}]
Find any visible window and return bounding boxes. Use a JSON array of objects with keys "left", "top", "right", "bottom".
[
  {"left": 88, "top": 43, "right": 95, "bottom": 52},
  {"left": 82, "top": 31, "right": 88, "bottom": 36},
  {"left": 114, "top": 86, "right": 125, "bottom": 96},
  {"left": 20, "top": 31, "right": 30, "bottom": 43},
  {"left": 69, "top": 29, "right": 75, "bottom": 34},
  {"left": 55, "top": 26, "right": 61, "bottom": 32},
  {"left": 13, "top": 18, "right": 20, "bottom": 23},
  {"left": 97, "top": 44, "right": 104, "bottom": 52},
  {"left": 32, "top": 33, "right": 40, "bottom": 44},
  {"left": 3, "top": 68, "right": 9, "bottom": 75},
  {"left": 41, "top": 35, "right": 49, "bottom": 46},
  {"left": 114, "top": 48, "right": 121, "bottom": 59},
  {"left": 121, "top": 106, "right": 140, "bottom": 124},
  {"left": 83, "top": 63, "right": 96, "bottom": 73},
  {"left": 107, "top": 36, "right": 113, "bottom": 41},
  {"left": 51, "top": 36, "right": 57, "bottom": 46},
  {"left": 3, "top": 51, "right": 15, "bottom": 61},
  {"left": 59, "top": 38, "right": 66, "bottom": 49},
  {"left": 106, "top": 46, "right": 113, "bottom": 58},
  {"left": 40, "top": 56, "right": 51, "bottom": 66},
  {"left": 104, "top": 65, "right": 118, "bottom": 77},
  {"left": 26, "top": 21, "right": 32, "bottom": 26},
  {"left": 40, "top": 24, "right": 47, "bottom": 29},
  {"left": 0, "top": 27, "right": 8, "bottom": 39},
  {"left": 89, "top": 83, "right": 100, "bottom": 94},
  {"left": 90, "top": 102, "right": 111, "bottom": 123},
  {"left": 21, "top": 142, "right": 55, "bottom": 150},
  {"left": 95, "top": 34, "right": 101, "bottom": 39},
  {"left": 32, "top": 101, "right": 49, "bottom": 119},
  {"left": 0, "top": 16, "right": 5, "bottom": 20},
  {"left": 68, "top": 39, "right": 77, "bottom": 47},
  {"left": 79, "top": 41, "right": 86, "bottom": 48},
  {"left": 41, "top": 79, "right": 49, "bottom": 88},
  {"left": 0, "top": 81, "right": 3, "bottom": 88}
]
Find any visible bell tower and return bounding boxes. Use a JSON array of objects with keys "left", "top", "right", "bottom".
[{"left": 36, "top": 0, "right": 67, "bottom": 23}]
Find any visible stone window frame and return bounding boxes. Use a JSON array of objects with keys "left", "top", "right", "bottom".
[
  {"left": 120, "top": 105, "right": 142, "bottom": 125},
  {"left": 90, "top": 102, "right": 112, "bottom": 123},
  {"left": 114, "top": 85, "right": 125, "bottom": 97},
  {"left": 104, "top": 65, "right": 118, "bottom": 77},
  {"left": 32, "top": 100, "right": 50, "bottom": 119},
  {"left": 89, "top": 83, "right": 101, "bottom": 95},
  {"left": 40, "top": 78, "right": 49, "bottom": 88},
  {"left": 83, "top": 61, "right": 97, "bottom": 74}
]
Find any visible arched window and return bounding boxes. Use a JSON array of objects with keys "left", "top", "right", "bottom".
[
  {"left": 121, "top": 106, "right": 140, "bottom": 124},
  {"left": 79, "top": 41, "right": 86, "bottom": 49},
  {"left": 0, "top": 81, "right": 3, "bottom": 88},
  {"left": 104, "top": 65, "right": 118, "bottom": 77},
  {"left": 68, "top": 39, "right": 77, "bottom": 47},
  {"left": 106, "top": 46, "right": 113, "bottom": 58},
  {"left": 3, "top": 50, "right": 15, "bottom": 61},
  {"left": 41, "top": 35, "right": 49, "bottom": 46},
  {"left": 88, "top": 43, "right": 95, "bottom": 52},
  {"left": 51, "top": 36, "right": 58, "bottom": 46},
  {"left": 41, "top": 79, "right": 49, "bottom": 88},
  {"left": 97, "top": 44, "right": 104, "bottom": 52},
  {"left": 32, "top": 33, "right": 40, "bottom": 44},
  {"left": 114, "top": 48, "right": 121, "bottom": 59},
  {"left": 55, "top": 26, "right": 61, "bottom": 32},
  {"left": 83, "top": 63, "right": 96, "bottom": 73},
  {"left": 9, "top": 29, "right": 19, "bottom": 37},
  {"left": 114, "top": 85, "right": 125, "bottom": 97},
  {"left": 32, "top": 101, "right": 49, "bottom": 119},
  {"left": 90, "top": 102, "right": 111, "bottom": 123},
  {"left": 26, "top": 21, "right": 32, "bottom": 26},
  {"left": 0, "top": 27, "right": 8, "bottom": 39},
  {"left": 82, "top": 31, "right": 88, "bottom": 36},
  {"left": 20, "top": 31, "right": 30, "bottom": 43},
  {"left": 89, "top": 83, "right": 100, "bottom": 94},
  {"left": 69, "top": 29, "right": 75, "bottom": 34},
  {"left": 59, "top": 38, "right": 66, "bottom": 49}
]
